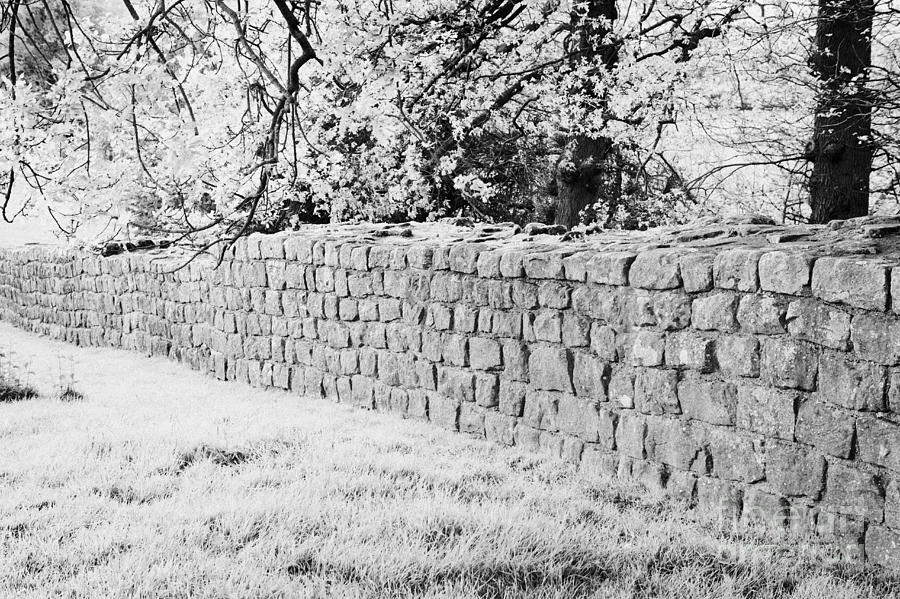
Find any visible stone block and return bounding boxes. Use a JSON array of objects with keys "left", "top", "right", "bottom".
[
  {"left": 589, "top": 324, "right": 617, "bottom": 361},
  {"left": 704, "top": 427, "right": 764, "bottom": 482},
  {"left": 851, "top": 313, "right": 900, "bottom": 365},
  {"left": 742, "top": 488, "right": 788, "bottom": 528},
  {"left": 608, "top": 367, "right": 635, "bottom": 410},
  {"left": 680, "top": 252, "right": 714, "bottom": 292},
  {"left": 823, "top": 461, "right": 884, "bottom": 521},
  {"left": 572, "top": 351, "right": 610, "bottom": 400},
  {"left": 696, "top": 477, "right": 742, "bottom": 521},
  {"left": 665, "top": 331, "right": 714, "bottom": 372},
  {"left": 537, "top": 282, "right": 570, "bottom": 309},
  {"left": 522, "top": 389, "right": 559, "bottom": 431},
  {"left": 629, "top": 250, "right": 682, "bottom": 289},
  {"left": 786, "top": 299, "right": 850, "bottom": 350},
  {"left": 737, "top": 295, "right": 786, "bottom": 334},
  {"left": 758, "top": 251, "right": 812, "bottom": 295},
  {"left": 621, "top": 331, "right": 665, "bottom": 367},
  {"left": 866, "top": 526, "right": 900, "bottom": 571},
  {"left": 469, "top": 336, "right": 502, "bottom": 370},
  {"left": 796, "top": 399, "right": 855, "bottom": 458},
  {"left": 856, "top": 416, "right": 900, "bottom": 472},
  {"left": 459, "top": 402, "right": 486, "bottom": 436},
  {"left": 585, "top": 251, "right": 635, "bottom": 286},
  {"left": 499, "top": 379, "right": 527, "bottom": 416},
  {"left": 437, "top": 367, "right": 475, "bottom": 403},
  {"left": 513, "top": 424, "right": 541, "bottom": 452},
  {"left": 766, "top": 441, "right": 826, "bottom": 497},
  {"left": 716, "top": 335, "right": 760, "bottom": 377},
  {"left": 557, "top": 396, "right": 616, "bottom": 445},
  {"left": 523, "top": 252, "right": 565, "bottom": 279},
  {"left": 430, "top": 393, "right": 460, "bottom": 431},
  {"left": 442, "top": 333, "right": 468, "bottom": 367},
  {"left": 634, "top": 368, "right": 680, "bottom": 415},
  {"left": 528, "top": 345, "right": 572, "bottom": 392},
  {"left": 476, "top": 250, "right": 502, "bottom": 278},
  {"left": 760, "top": 337, "right": 817, "bottom": 391},
  {"left": 887, "top": 479, "right": 900, "bottom": 528},
  {"left": 818, "top": 353, "right": 887, "bottom": 411},
  {"left": 651, "top": 291, "right": 692, "bottom": 331},
  {"left": 644, "top": 416, "right": 702, "bottom": 471},
  {"left": 615, "top": 413, "right": 646, "bottom": 459},
  {"left": 692, "top": 293, "right": 738, "bottom": 331},
  {"left": 678, "top": 378, "right": 736, "bottom": 425},
  {"left": 485, "top": 412, "right": 516, "bottom": 446},
  {"left": 714, "top": 248, "right": 763, "bottom": 291},
  {"left": 812, "top": 257, "right": 889, "bottom": 311},
  {"left": 474, "top": 372, "right": 500, "bottom": 408},
  {"left": 736, "top": 385, "right": 796, "bottom": 440},
  {"left": 562, "top": 313, "right": 590, "bottom": 347},
  {"left": 502, "top": 340, "right": 529, "bottom": 381},
  {"left": 532, "top": 310, "right": 562, "bottom": 343},
  {"left": 498, "top": 251, "right": 525, "bottom": 278}
]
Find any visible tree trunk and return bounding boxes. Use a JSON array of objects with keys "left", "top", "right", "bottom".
[
  {"left": 553, "top": 0, "right": 618, "bottom": 229},
  {"left": 808, "top": 0, "right": 874, "bottom": 223}
]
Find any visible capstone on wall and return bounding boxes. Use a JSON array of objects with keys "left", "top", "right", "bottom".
[{"left": 2, "top": 218, "right": 900, "bottom": 569}]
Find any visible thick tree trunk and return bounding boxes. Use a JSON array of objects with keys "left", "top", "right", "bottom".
[
  {"left": 808, "top": 0, "right": 874, "bottom": 223},
  {"left": 553, "top": 0, "right": 618, "bottom": 229}
]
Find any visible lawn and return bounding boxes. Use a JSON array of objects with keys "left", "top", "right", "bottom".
[{"left": 0, "top": 322, "right": 897, "bottom": 599}]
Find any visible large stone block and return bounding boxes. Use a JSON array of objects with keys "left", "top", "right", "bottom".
[
  {"left": 760, "top": 337, "right": 818, "bottom": 391},
  {"left": 644, "top": 416, "right": 702, "bottom": 471},
  {"left": 679, "top": 252, "right": 714, "bottom": 293},
  {"left": 704, "top": 426, "right": 764, "bottom": 482},
  {"left": 620, "top": 330, "right": 665, "bottom": 367},
  {"left": 485, "top": 412, "right": 516, "bottom": 446},
  {"left": 615, "top": 413, "right": 646, "bottom": 458},
  {"left": 758, "top": 250, "right": 812, "bottom": 295},
  {"left": 786, "top": 299, "right": 850, "bottom": 350},
  {"left": 851, "top": 313, "right": 900, "bottom": 365},
  {"left": 737, "top": 295, "right": 786, "bottom": 335},
  {"left": 822, "top": 461, "right": 884, "bottom": 521},
  {"left": 678, "top": 378, "right": 736, "bottom": 425},
  {"left": 557, "top": 396, "right": 617, "bottom": 445},
  {"left": 817, "top": 353, "right": 886, "bottom": 411},
  {"left": 856, "top": 416, "right": 900, "bottom": 472},
  {"left": 812, "top": 257, "right": 889, "bottom": 311},
  {"left": 585, "top": 251, "right": 635, "bottom": 286},
  {"left": 634, "top": 368, "right": 680, "bottom": 415},
  {"left": 736, "top": 385, "right": 796, "bottom": 440},
  {"left": 437, "top": 367, "right": 475, "bottom": 403},
  {"left": 523, "top": 252, "right": 565, "bottom": 279},
  {"left": 766, "top": 441, "right": 826, "bottom": 497},
  {"left": 629, "top": 250, "right": 682, "bottom": 290},
  {"left": 528, "top": 345, "right": 572, "bottom": 392},
  {"left": 499, "top": 379, "right": 527, "bottom": 416},
  {"left": 692, "top": 293, "right": 738, "bottom": 331},
  {"left": 866, "top": 526, "right": 900, "bottom": 571},
  {"left": 796, "top": 399, "right": 855, "bottom": 458},
  {"left": 572, "top": 351, "right": 610, "bottom": 400},
  {"left": 716, "top": 335, "right": 760, "bottom": 378},
  {"left": 522, "top": 389, "right": 560, "bottom": 431},
  {"left": 665, "top": 331, "right": 714, "bottom": 372},
  {"left": 714, "top": 248, "right": 763, "bottom": 292}
]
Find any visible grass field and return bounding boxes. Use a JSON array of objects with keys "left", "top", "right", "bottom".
[{"left": 0, "top": 322, "right": 898, "bottom": 599}]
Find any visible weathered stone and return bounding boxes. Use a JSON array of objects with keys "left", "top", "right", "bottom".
[
  {"left": 590, "top": 324, "right": 617, "bottom": 361},
  {"left": 537, "top": 282, "right": 570, "bottom": 309},
  {"left": 474, "top": 372, "right": 500, "bottom": 408},
  {"left": 561, "top": 313, "right": 590, "bottom": 347},
  {"left": 665, "top": 331, "right": 714, "bottom": 372},
  {"left": 716, "top": 335, "right": 760, "bottom": 377},
  {"left": 786, "top": 299, "right": 850, "bottom": 350},
  {"left": 796, "top": 399, "right": 855, "bottom": 458},
  {"left": 430, "top": 393, "right": 460, "bottom": 430},
  {"left": 528, "top": 345, "right": 572, "bottom": 392},
  {"left": 615, "top": 413, "right": 646, "bottom": 458},
  {"left": 645, "top": 416, "right": 702, "bottom": 470},
  {"left": 851, "top": 313, "right": 900, "bottom": 366},
  {"left": 856, "top": 416, "right": 900, "bottom": 472},
  {"left": 737, "top": 295, "right": 786, "bottom": 334},
  {"left": 459, "top": 402, "right": 486, "bottom": 435},
  {"left": 760, "top": 338, "right": 817, "bottom": 390},
  {"left": 696, "top": 477, "right": 742, "bottom": 521},
  {"left": 523, "top": 252, "right": 565, "bottom": 279},
  {"left": 817, "top": 353, "right": 887, "bottom": 411},
  {"left": 522, "top": 389, "right": 559, "bottom": 431},
  {"left": 608, "top": 367, "right": 635, "bottom": 410},
  {"left": 679, "top": 252, "right": 714, "bottom": 293},
  {"left": 629, "top": 250, "right": 682, "bottom": 290},
  {"left": 572, "top": 351, "right": 609, "bottom": 400},
  {"left": 469, "top": 336, "right": 502, "bottom": 370},
  {"left": 620, "top": 330, "right": 665, "bottom": 367},
  {"left": 437, "top": 367, "right": 475, "bottom": 403},
  {"left": 485, "top": 412, "right": 516, "bottom": 445},
  {"left": 692, "top": 293, "right": 738, "bottom": 331},
  {"left": 714, "top": 248, "right": 763, "bottom": 291},
  {"left": 887, "top": 479, "right": 900, "bottom": 528},
  {"left": 866, "top": 526, "right": 900, "bottom": 571},
  {"left": 532, "top": 310, "right": 562, "bottom": 343},
  {"left": 651, "top": 291, "right": 692, "bottom": 331},
  {"left": 812, "top": 257, "right": 889, "bottom": 311},
  {"left": 758, "top": 251, "right": 812, "bottom": 295},
  {"left": 742, "top": 487, "right": 789, "bottom": 528},
  {"left": 736, "top": 385, "right": 796, "bottom": 440},
  {"left": 557, "top": 396, "right": 616, "bottom": 445},
  {"left": 704, "top": 427, "right": 764, "bottom": 482},
  {"left": 502, "top": 340, "right": 529, "bottom": 381},
  {"left": 634, "top": 368, "right": 680, "bottom": 415},
  {"left": 766, "top": 441, "right": 826, "bottom": 497},
  {"left": 822, "top": 461, "right": 884, "bottom": 521},
  {"left": 678, "top": 378, "right": 736, "bottom": 425},
  {"left": 585, "top": 251, "right": 635, "bottom": 286},
  {"left": 499, "top": 379, "right": 527, "bottom": 416}
]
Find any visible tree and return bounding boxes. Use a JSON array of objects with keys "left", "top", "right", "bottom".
[{"left": 807, "top": 0, "right": 875, "bottom": 222}]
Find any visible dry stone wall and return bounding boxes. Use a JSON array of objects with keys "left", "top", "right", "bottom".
[{"left": 2, "top": 219, "right": 900, "bottom": 569}]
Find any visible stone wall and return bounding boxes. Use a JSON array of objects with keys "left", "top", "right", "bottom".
[{"left": 1, "top": 219, "right": 899, "bottom": 569}]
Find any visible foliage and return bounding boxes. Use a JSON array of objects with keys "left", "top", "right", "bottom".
[{"left": 0, "top": 0, "right": 898, "bottom": 247}]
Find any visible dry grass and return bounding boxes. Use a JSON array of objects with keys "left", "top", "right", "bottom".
[{"left": 0, "top": 322, "right": 897, "bottom": 599}]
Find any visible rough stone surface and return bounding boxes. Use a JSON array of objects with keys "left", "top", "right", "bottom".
[{"left": 3, "top": 218, "right": 900, "bottom": 569}]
